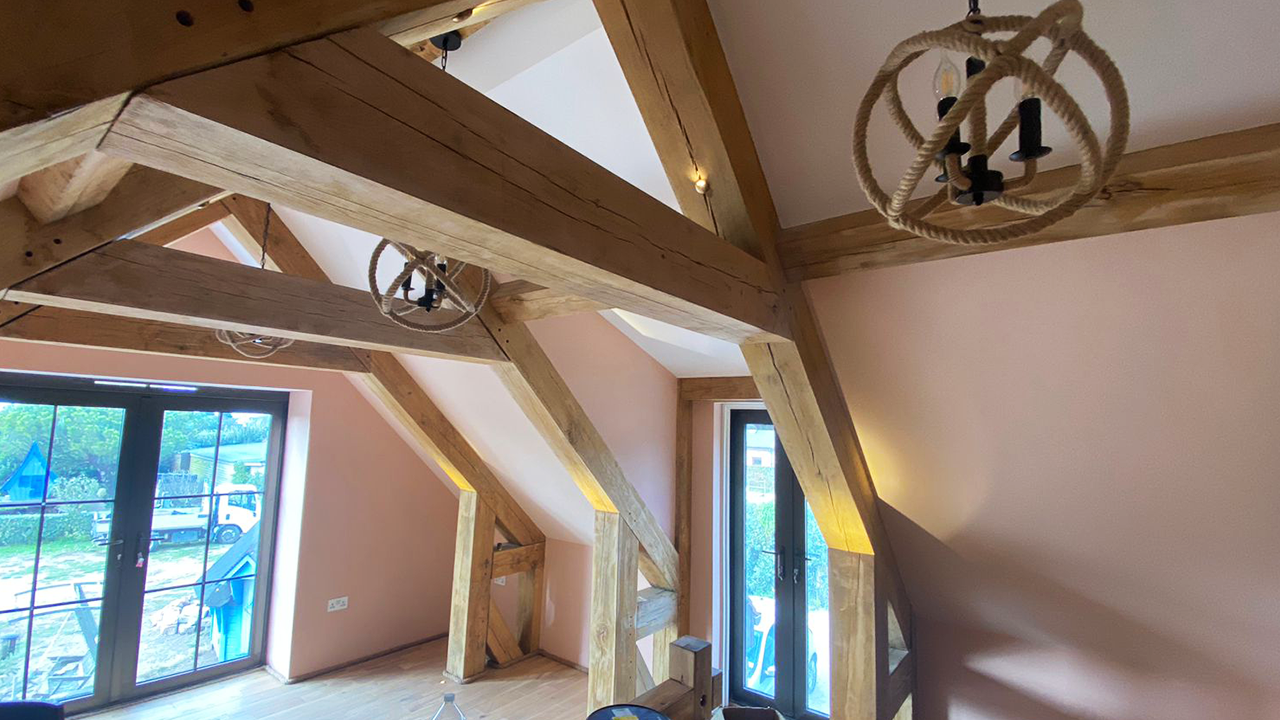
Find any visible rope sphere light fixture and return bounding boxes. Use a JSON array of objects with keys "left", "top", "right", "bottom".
[
  {"left": 851, "top": 0, "right": 1129, "bottom": 245},
  {"left": 367, "top": 239, "right": 491, "bottom": 334},
  {"left": 214, "top": 202, "right": 296, "bottom": 359}
]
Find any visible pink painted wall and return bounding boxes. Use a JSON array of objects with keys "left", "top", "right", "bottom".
[{"left": 803, "top": 213, "right": 1280, "bottom": 719}]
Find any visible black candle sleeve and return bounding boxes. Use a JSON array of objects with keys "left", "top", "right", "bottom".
[{"left": 1010, "top": 97, "right": 1053, "bottom": 161}]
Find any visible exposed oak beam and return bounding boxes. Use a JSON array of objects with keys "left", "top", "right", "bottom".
[
  {"left": 378, "top": 0, "right": 541, "bottom": 47},
  {"left": 677, "top": 376, "right": 760, "bottom": 402},
  {"left": 446, "top": 491, "right": 496, "bottom": 683},
  {"left": 358, "top": 351, "right": 544, "bottom": 544},
  {"left": 492, "top": 542, "right": 545, "bottom": 577},
  {"left": 588, "top": 511, "right": 639, "bottom": 712},
  {"left": 0, "top": 166, "right": 221, "bottom": 290},
  {"left": 779, "top": 123, "right": 1280, "bottom": 279},
  {"left": 479, "top": 302, "right": 680, "bottom": 591},
  {"left": 100, "top": 29, "right": 785, "bottom": 344},
  {"left": 488, "top": 280, "right": 610, "bottom": 323},
  {"left": 17, "top": 152, "right": 134, "bottom": 224},
  {"left": 8, "top": 241, "right": 505, "bottom": 363},
  {"left": 0, "top": 306, "right": 367, "bottom": 373},
  {"left": 635, "top": 587, "right": 678, "bottom": 639}
]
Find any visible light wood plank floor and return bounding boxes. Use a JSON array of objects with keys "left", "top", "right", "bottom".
[{"left": 83, "top": 639, "right": 587, "bottom": 720}]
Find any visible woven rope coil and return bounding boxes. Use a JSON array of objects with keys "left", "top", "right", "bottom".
[
  {"left": 851, "top": 0, "right": 1129, "bottom": 245},
  {"left": 367, "top": 238, "right": 491, "bottom": 333}
]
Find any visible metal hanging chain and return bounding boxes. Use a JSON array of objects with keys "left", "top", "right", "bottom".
[
  {"left": 214, "top": 200, "right": 295, "bottom": 358},
  {"left": 968, "top": 0, "right": 981, "bottom": 16},
  {"left": 259, "top": 203, "right": 273, "bottom": 270},
  {"left": 440, "top": 46, "right": 449, "bottom": 72}
]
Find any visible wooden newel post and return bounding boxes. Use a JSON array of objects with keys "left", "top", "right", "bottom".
[{"left": 629, "top": 636, "right": 720, "bottom": 720}]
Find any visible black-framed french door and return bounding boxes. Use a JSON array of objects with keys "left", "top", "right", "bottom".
[
  {"left": 729, "top": 409, "right": 832, "bottom": 719},
  {"left": 0, "top": 372, "right": 286, "bottom": 713}
]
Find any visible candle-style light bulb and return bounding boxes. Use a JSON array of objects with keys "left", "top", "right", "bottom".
[
  {"left": 932, "top": 53, "right": 970, "bottom": 182},
  {"left": 933, "top": 53, "right": 963, "bottom": 101}
]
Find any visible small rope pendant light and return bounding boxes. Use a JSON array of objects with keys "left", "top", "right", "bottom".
[{"left": 215, "top": 203, "right": 297, "bottom": 358}]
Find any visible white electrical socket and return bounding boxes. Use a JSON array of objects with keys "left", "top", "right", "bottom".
[
  {"left": 327, "top": 596, "right": 349, "bottom": 612},
  {"left": 493, "top": 576, "right": 506, "bottom": 586}
]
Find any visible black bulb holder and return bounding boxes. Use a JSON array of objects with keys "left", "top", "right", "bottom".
[
  {"left": 934, "top": 96, "right": 971, "bottom": 172},
  {"left": 954, "top": 154, "right": 1004, "bottom": 206},
  {"left": 1010, "top": 97, "right": 1053, "bottom": 162},
  {"left": 430, "top": 30, "right": 463, "bottom": 52}
]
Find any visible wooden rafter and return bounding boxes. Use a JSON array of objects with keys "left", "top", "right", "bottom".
[
  {"left": 0, "top": 306, "right": 366, "bottom": 373},
  {"left": 488, "top": 280, "right": 609, "bottom": 323},
  {"left": 98, "top": 29, "right": 785, "bottom": 344},
  {"left": 1, "top": 166, "right": 221, "bottom": 291},
  {"left": 7, "top": 241, "right": 505, "bottom": 363},
  {"left": 478, "top": 302, "right": 680, "bottom": 591},
  {"left": 0, "top": 1, "right": 525, "bottom": 183},
  {"left": 17, "top": 151, "right": 134, "bottom": 224},
  {"left": 779, "top": 122, "right": 1280, "bottom": 279}
]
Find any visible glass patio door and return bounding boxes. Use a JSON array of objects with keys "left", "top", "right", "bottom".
[
  {"left": 729, "top": 409, "right": 831, "bottom": 718},
  {"left": 0, "top": 374, "right": 285, "bottom": 713}
]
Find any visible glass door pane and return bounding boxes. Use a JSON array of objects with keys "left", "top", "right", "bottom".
[
  {"left": 741, "top": 422, "right": 778, "bottom": 698},
  {"left": 804, "top": 502, "right": 830, "bottom": 715},
  {"left": 135, "top": 410, "right": 271, "bottom": 687},
  {"left": 0, "top": 401, "right": 126, "bottom": 704}
]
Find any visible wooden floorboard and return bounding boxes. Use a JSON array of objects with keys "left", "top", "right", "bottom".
[{"left": 83, "top": 639, "right": 586, "bottom": 720}]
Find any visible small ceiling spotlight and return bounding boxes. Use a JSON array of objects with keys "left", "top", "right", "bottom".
[
  {"left": 453, "top": 8, "right": 474, "bottom": 23},
  {"left": 694, "top": 177, "right": 709, "bottom": 195}
]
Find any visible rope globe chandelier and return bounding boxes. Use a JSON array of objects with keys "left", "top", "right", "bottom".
[
  {"left": 851, "top": 0, "right": 1129, "bottom": 245},
  {"left": 214, "top": 203, "right": 296, "bottom": 359},
  {"left": 367, "top": 239, "right": 491, "bottom": 334}
]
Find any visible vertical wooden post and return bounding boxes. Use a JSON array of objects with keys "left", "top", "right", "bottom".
[
  {"left": 669, "top": 636, "right": 713, "bottom": 720},
  {"left": 830, "top": 549, "right": 876, "bottom": 720},
  {"left": 655, "top": 394, "right": 693, "bottom": 685},
  {"left": 589, "top": 511, "right": 639, "bottom": 712},
  {"left": 446, "top": 491, "right": 496, "bottom": 683},
  {"left": 517, "top": 550, "right": 546, "bottom": 655}
]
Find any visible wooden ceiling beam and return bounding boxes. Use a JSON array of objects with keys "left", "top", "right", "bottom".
[
  {"left": 99, "top": 29, "right": 785, "bottom": 345},
  {"left": 379, "top": 0, "right": 541, "bottom": 48},
  {"left": 16, "top": 151, "right": 134, "bottom": 224},
  {"left": 0, "top": 306, "right": 366, "bottom": 373},
  {"left": 0, "top": 1, "right": 520, "bottom": 183},
  {"left": 1, "top": 165, "right": 222, "bottom": 291},
  {"left": 488, "top": 280, "right": 610, "bottom": 323},
  {"left": 779, "top": 122, "right": 1280, "bottom": 279},
  {"left": 594, "top": 0, "right": 913, "bottom": 685},
  {"left": 677, "top": 376, "right": 760, "bottom": 402},
  {"left": 6, "top": 241, "right": 505, "bottom": 363}
]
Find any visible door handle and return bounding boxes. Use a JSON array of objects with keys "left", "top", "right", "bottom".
[
  {"left": 760, "top": 546, "right": 786, "bottom": 581},
  {"left": 135, "top": 532, "right": 149, "bottom": 569}
]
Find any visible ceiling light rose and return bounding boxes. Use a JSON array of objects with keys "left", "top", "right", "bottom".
[
  {"left": 851, "top": 0, "right": 1129, "bottom": 245},
  {"left": 367, "top": 239, "right": 491, "bottom": 333}
]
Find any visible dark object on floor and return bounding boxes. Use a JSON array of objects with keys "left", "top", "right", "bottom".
[
  {"left": 0, "top": 702, "right": 66, "bottom": 719},
  {"left": 586, "top": 705, "right": 671, "bottom": 720},
  {"left": 720, "top": 708, "right": 780, "bottom": 720}
]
